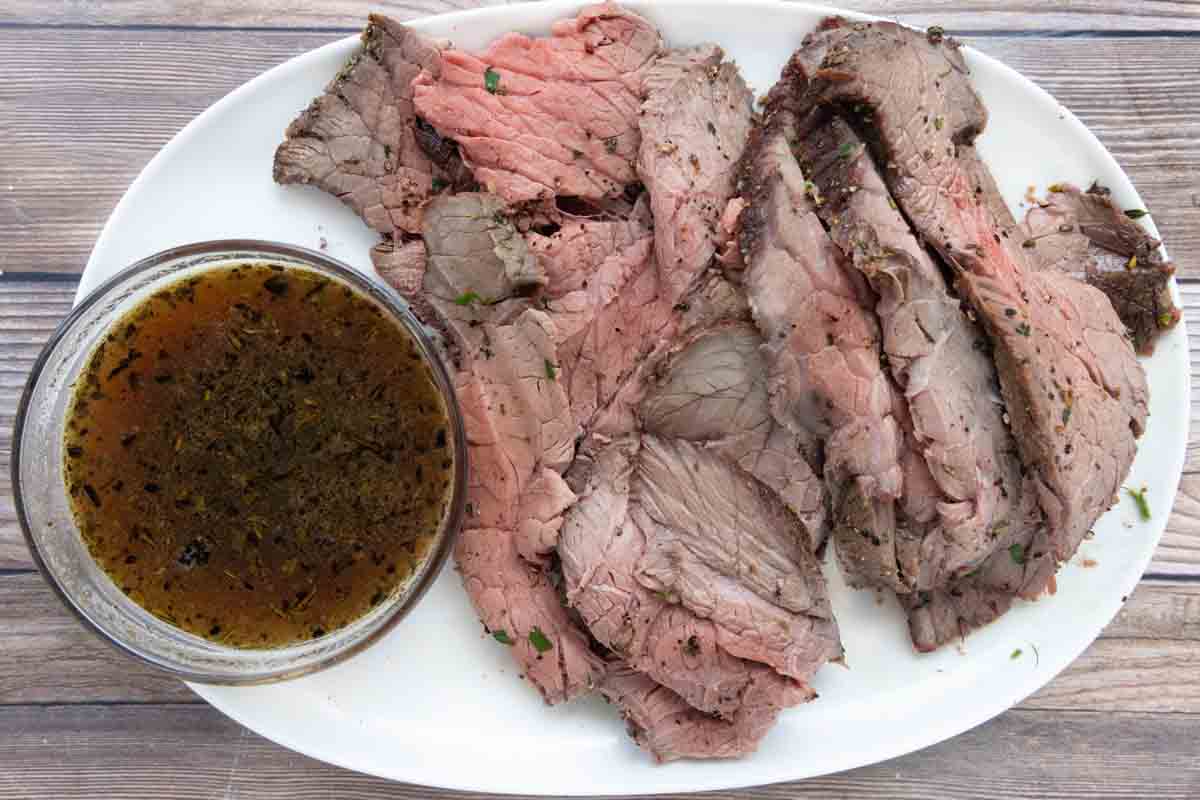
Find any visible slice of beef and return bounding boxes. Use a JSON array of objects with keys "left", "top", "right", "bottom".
[
  {"left": 370, "top": 236, "right": 427, "bottom": 297},
  {"left": 512, "top": 467, "right": 576, "bottom": 565},
  {"left": 580, "top": 270, "right": 753, "bottom": 446},
  {"left": 412, "top": 3, "right": 661, "bottom": 205},
  {"left": 1023, "top": 182, "right": 1180, "bottom": 354},
  {"left": 560, "top": 436, "right": 838, "bottom": 719},
  {"left": 523, "top": 208, "right": 670, "bottom": 430},
  {"left": 450, "top": 329, "right": 603, "bottom": 702},
  {"left": 551, "top": 241, "right": 675, "bottom": 429},
  {"left": 274, "top": 16, "right": 452, "bottom": 236},
  {"left": 641, "top": 322, "right": 828, "bottom": 550},
  {"left": 637, "top": 44, "right": 755, "bottom": 304},
  {"left": 799, "top": 19, "right": 1149, "bottom": 612},
  {"left": 370, "top": 237, "right": 447, "bottom": 342},
  {"left": 794, "top": 113, "right": 1023, "bottom": 589},
  {"left": 528, "top": 213, "right": 649, "bottom": 300},
  {"left": 421, "top": 193, "right": 545, "bottom": 310},
  {"left": 959, "top": 144, "right": 1020, "bottom": 235},
  {"left": 561, "top": 41, "right": 757, "bottom": 439},
  {"left": 564, "top": 438, "right": 791, "bottom": 717},
  {"left": 737, "top": 103, "right": 915, "bottom": 592},
  {"left": 599, "top": 663, "right": 790, "bottom": 762},
  {"left": 904, "top": 498, "right": 1057, "bottom": 651},
  {"left": 379, "top": 193, "right": 602, "bottom": 703},
  {"left": 457, "top": 525, "right": 603, "bottom": 701},
  {"left": 634, "top": 436, "right": 843, "bottom": 677}
]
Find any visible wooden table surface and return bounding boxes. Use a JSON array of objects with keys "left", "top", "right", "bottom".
[{"left": 2, "top": 1, "right": 1199, "bottom": 797}]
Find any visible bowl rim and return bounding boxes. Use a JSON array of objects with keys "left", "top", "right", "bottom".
[{"left": 11, "top": 238, "right": 469, "bottom": 685}]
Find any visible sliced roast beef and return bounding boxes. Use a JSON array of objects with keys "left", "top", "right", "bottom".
[
  {"left": 737, "top": 102, "right": 919, "bottom": 592},
  {"left": 560, "top": 41, "right": 757, "bottom": 439},
  {"left": 641, "top": 322, "right": 828, "bottom": 549},
  {"left": 559, "top": 436, "right": 837, "bottom": 719},
  {"left": 412, "top": 3, "right": 661, "bottom": 205},
  {"left": 1023, "top": 182, "right": 1181, "bottom": 354},
  {"left": 793, "top": 113, "right": 1023, "bottom": 589},
  {"left": 799, "top": 19, "right": 1148, "bottom": 617},
  {"left": 599, "top": 663, "right": 787, "bottom": 761},
  {"left": 526, "top": 208, "right": 670, "bottom": 430},
  {"left": 457, "top": 524, "right": 603, "bottom": 700},
  {"left": 529, "top": 213, "right": 650, "bottom": 300},
  {"left": 421, "top": 193, "right": 545, "bottom": 310},
  {"left": 371, "top": 236, "right": 427, "bottom": 297},
  {"left": 373, "top": 193, "right": 603, "bottom": 703},
  {"left": 274, "top": 16, "right": 453, "bottom": 236},
  {"left": 637, "top": 44, "right": 755, "bottom": 303},
  {"left": 904, "top": 498, "right": 1056, "bottom": 651}
]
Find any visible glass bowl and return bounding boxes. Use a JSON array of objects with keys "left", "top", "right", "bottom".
[{"left": 11, "top": 240, "right": 467, "bottom": 684}]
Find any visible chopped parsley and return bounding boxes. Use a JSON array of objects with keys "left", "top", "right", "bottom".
[
  {"left": 838, "top": 141, "right": 855, "bottom": 159},
  {"left": 455, "top": 291, "right": 503, "bottom": 308},
  {"left": 1062, "top": 406, "right": 1072, "bottom": 425},
  {"left": 1124, "top": 208, "right": 1148, "bottom": 220},
  {"left": 1010, "top": 648, "right": 1023, "bottom": 660},
  {"left": 1159, "top": 310, "right": 1178, "bottom": 329},
  {"left": 432, "top": 177, "right": 447, "bottom": 192},
  {"left": 933, "top": 116, "right": 944, "bottom": 131},
  {"left": 529, "top": 626, "right": 553, "bottom": 653},
  {"left": 1126, "top": 487, "right": 1151, "bottom": 521},
  {"left": 484, "top": 67, "right": 501, "bottom": 94},
  {"left": 1015, "top": 322, "right": 1032, "bottom": 337},
  {"left": 1009, "top": 543, "right": 1026, "bottom": 565},
  {"left": 544, "top": 359, "right": 557, "bottom": 380},
  {"left": 492, "top": 629, "right": 514, "bottom": 645}
]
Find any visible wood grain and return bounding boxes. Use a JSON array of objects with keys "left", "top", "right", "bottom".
[
  {"left": 0, "top": 31, "right": 1198, "bottom": 275},
  {"left": 1, "top": 0, "right": 1199, "bottom": 32},
  {"left": 2, "top": 568, "right": 1196, "bottom": 707},
  {"left": 0, "top": 573, "right": 195, "bottom": 704},
  {"left": 0, "top": 704, "right": 1198, "bottom": 799},
  {"left": 1026, "top": 638, "right": 1200, "bottom": 712}
]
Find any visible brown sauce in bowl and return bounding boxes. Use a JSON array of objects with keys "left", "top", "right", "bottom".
[{"left": 63, "top": 263, "right": 454, "bottom": 648}]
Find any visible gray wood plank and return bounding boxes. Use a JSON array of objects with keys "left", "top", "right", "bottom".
[
  {"left": 0, "top": 573, "right": 196, "bottom": 704},
  {"left": 0, "top": 703, "right": 1198, "bottom": 799},
  {"left": 0, "top": 30, "right": 1197, "bottom": 275},
  {"left": 1025, "top": 638, "right": 1200, "bottom": 712},
  {"left": 2, "top": 569, "right": 1196, "bottom": 707},
  {"left": 1, "top": 0, "right": 1199, "bottom": 32}
]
